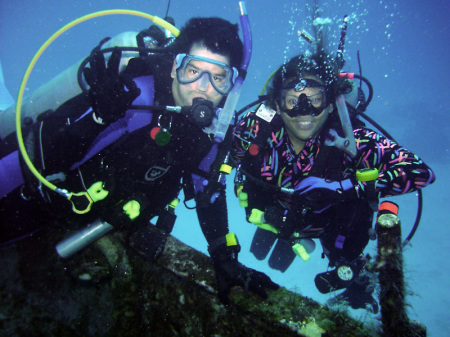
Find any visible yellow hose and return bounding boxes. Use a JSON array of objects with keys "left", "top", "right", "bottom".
[{"left": 260, "top": 68, "right": 278, "bottom": 96}]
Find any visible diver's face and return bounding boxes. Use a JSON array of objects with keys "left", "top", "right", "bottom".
[
  {"left": 171, "top": 42, "right": 230, "bottom": 108},
  {"left": 279, "top": 84, "right": 332, "bottom": 150}
]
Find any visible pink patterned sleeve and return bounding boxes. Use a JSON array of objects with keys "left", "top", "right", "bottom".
[{"left": 351, "top": 128, "right": 435, "bottom": 197}]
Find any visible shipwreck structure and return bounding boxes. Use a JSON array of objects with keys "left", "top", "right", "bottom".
[{"left": 0, "top": 220, "right": 414, "bottom": 337}]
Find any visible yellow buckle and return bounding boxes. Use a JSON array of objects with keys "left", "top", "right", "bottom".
[
  {"left": 123, "top": 200, "right": 141, "bottom": 220},
  {"left": 225, "top": 232, "right": 239, "bottom": 247},
  {"left": 356, "top": 168, "right": 379, "bottom": 182},
  {"left": 219, "top": 164, "right": 232, "bottom": 175}
]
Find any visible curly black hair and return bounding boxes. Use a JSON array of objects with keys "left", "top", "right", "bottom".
[
  {"left": 168, "top": 17, "right": 244, "bottom": 70},
  {"left": 267, "top": 48, "right": 352, "bottom": 109}
]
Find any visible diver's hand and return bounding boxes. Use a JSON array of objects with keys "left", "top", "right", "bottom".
[
  {"left": 209, "top": 239, "right": 279, "bottom": 304},
  {"left": 213, "top": 259, "right": 279, "bottom": 304},
  {"left": 83, "top": 47, "right": 140, "bottom": 125},
  {"left": 128, "top": 226, "right": 169, "bottom": 261},
  {"left": 251, "top": 206, "right": 297, "bottom": 240},
  {"left": 294, "top": 176, "right": 357, "bottom": 213}
]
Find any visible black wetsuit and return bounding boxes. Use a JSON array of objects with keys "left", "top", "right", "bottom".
[{"left": 0, "top": 55, "right": 229, "bottom": 246}]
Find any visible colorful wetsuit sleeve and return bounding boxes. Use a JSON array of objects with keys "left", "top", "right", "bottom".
[
  {"left": 232, "top": 112, "right": 259, "bottom": 164},
  {"left": 351, "top": 128, "right": 435, "bottom": 197},
  {"left": 231, "top": 112, "right": 278, "bottom": 214}
]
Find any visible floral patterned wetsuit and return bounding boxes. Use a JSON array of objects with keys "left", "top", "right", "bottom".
[{"left": 232, "top": 110, "right": 435, "bottom": 266}]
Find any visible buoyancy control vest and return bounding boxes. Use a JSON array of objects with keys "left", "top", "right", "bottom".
[
  {"left": 235, "top": 105, "right": 376, "bottom": 271},
  {"left": 0, "top": 52, "right": 169, "bottom": 197},
  {"left": 234, "top": 104, "right": 373, "bottom": 229},
  {"left": 1, "top": 49, "right": 231, "bottom": 217}
]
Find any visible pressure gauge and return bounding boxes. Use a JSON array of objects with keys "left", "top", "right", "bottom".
[{"left": 337, "top": 265, "right": 354, "bottom": 281}]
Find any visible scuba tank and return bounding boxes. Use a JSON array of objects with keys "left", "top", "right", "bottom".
[{"left": 0, "top": 61, "right": 14, "bottom": 111}]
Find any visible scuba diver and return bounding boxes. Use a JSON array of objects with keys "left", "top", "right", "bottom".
[
  {"left": 231, "top": 26, "right": 435, "bottom": 313},
  {"left": 0, "top": 16, "right": 278, "bottom": 305}
]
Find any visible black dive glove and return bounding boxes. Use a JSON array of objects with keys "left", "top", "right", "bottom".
[
  {"left": 128, "top": 206, "right": 177, "bottom": 261},
  {"left": 208, "top": 234, "right": 279, "bottom": 304},
  {"left": 83, "top": 47, "right": 141, "bottom": 125},
  {"left": 128, "top": 226, "right": 169, "bottom": 261}
]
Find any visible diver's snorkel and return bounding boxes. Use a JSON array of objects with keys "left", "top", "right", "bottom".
[
  {"left": 324, "top": 15, "right": 357, "bottom": 158},
  {"left": 325, "top": 94, "right": 357, "bottom": 158},
  {"left": 214, "top": 1, "right": 252, "bottom": 142}
]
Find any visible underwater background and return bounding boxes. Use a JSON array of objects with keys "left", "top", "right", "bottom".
[{"left": 1, "top": 0, "right": 448, "bottom": 336}]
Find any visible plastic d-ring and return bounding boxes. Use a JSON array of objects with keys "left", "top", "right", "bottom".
[{"left": 87, "top": 181, "right": 109, "bottom": 202}]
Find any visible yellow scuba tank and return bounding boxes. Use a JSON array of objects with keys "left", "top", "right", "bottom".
[{"left": 0, "top": 31, "right": 141, "bottom": 139}]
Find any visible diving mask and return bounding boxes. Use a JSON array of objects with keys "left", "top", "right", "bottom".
[
  {"left": 175, "top": 53, "right": 239, "bottom": 95},
  {"left": 281, "top": 79, "right": 328, "bottom": 117}
]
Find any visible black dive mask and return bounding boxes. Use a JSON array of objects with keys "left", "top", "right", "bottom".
[
  {"left": 280, "top": 78, "right": 328, "bottom": 117},
  {"left": 182, "top": 97, "right": 215, "bottom": 128},
  {"left": 284, "top": 93, "right": 326, "bottom": 117}
]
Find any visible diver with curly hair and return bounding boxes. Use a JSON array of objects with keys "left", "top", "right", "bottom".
[{"left": 231, "top": 29, "right": 435, "bottom": 312}]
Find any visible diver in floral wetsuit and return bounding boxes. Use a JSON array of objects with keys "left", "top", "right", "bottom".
[{"left": 231, "top": 51, "right": 435, "bottom": 312}]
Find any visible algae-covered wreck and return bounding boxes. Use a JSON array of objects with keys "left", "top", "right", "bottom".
[{"left": 0, "top": 222, "right": 383, "bottom": 337}]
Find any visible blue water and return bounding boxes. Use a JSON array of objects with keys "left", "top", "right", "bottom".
[{"left": 1, "top": 0, "right": 449, "bottom": 335}]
